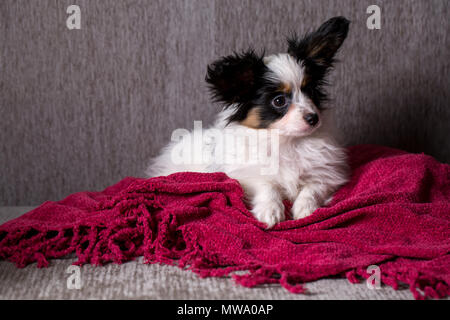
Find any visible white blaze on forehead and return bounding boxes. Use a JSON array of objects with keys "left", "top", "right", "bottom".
[
  {"left": 264, "top": 54, "right": 321, "bottom": 137},
  {"left": 264, "top": 54, "right": 304, "bottom": 89}
]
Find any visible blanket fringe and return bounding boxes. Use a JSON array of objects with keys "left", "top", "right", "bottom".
[
  {"left": 346, "top": 267, "right": 450, "bottom": 300},
  {"left": 0, "top": 199, "right": 448, "bottom": 300}
]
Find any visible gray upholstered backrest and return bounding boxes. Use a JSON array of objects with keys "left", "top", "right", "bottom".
[{"left": 1, "top": 0, "right": 449, "bottom": 205}]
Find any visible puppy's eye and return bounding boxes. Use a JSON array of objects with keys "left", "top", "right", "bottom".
[{"left": 272, "top": 95, "right": 288, "bottom": 108}]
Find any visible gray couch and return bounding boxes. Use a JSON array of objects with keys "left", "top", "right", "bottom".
[{"left": 1, "top": 0, "right": 449, "bottom": 299}]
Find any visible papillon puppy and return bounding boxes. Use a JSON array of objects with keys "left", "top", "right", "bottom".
[{"left": 147, "top": 17, "right": 350, "bottom": 228}]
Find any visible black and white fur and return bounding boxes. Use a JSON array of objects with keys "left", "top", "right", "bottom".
[{"left": 147, "top": 17, "right": 350, "bottom": 228}]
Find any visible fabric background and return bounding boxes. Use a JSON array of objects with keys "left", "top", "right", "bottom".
[{"left": 1, "top": 0, "right": 449, "bottom": 205}]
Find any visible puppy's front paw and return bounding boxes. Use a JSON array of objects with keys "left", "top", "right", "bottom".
[
  {"left": 292, "top": 196, "right": 319, "bottom": 220},
  {"left": 252, "top": 201, "right": 285, "bottom": 228}
]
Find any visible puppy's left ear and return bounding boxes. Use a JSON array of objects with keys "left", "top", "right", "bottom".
[
  {"left": 288, "top": 16, "right": 350, "bottom": 68},
  {"left": 205, "top": 50, "right": 266, "bottom": 106}
]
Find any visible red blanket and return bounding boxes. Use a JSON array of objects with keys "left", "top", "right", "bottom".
[{"left": 1, "top": 145, "right": 449, "bottom": 299}]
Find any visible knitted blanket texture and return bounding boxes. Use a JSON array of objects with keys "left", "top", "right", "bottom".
[{"left": 1, "top": 145, "right": 449, "bottom": 299}]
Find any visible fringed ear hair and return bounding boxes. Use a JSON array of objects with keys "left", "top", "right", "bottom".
[
  {"left": 205, "top": 50, "right": 267, "bottom": 106},
  {"left": 287, "top": 16, "right": 350, "bottom": 70},
  {"left": 287, "top": 17, "right": 350, "bottom": 109}
]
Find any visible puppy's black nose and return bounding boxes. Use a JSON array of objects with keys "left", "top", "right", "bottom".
[{"left": 304, "top": 113, "right": 319, "bottom": 126}]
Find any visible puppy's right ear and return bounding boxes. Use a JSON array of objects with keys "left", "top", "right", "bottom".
[{"left": 205, "top": 50, "right": 266, "bottom": 106}]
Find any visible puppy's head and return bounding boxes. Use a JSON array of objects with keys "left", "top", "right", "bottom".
[{"left": 206, "top": 17, "right": 350, "bottom": 137}]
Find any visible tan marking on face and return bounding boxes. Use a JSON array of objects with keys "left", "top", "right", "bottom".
[
  {"left": 240, "top": 108, "right": 261, "bottom": 128},
  {"left": 301, "top": 75, "right": 309, "bottom": 89},
  {"left": 279, "top": 82, "right": 292, "bottom": 94}
]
